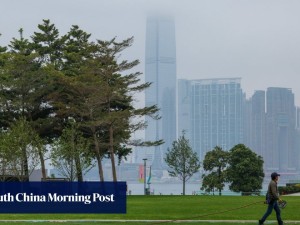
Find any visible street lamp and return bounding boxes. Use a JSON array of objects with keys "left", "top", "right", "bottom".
[{"left": 142, "top": 158, "right": 147, "bottom": 195}]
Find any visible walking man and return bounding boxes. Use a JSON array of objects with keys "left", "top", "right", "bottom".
[{"left": 259, "top": 172, "right": 283, "bottom": 225}]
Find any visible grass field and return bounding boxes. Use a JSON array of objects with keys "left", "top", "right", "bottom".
[{"left": 0, "top": 195, "right": 299, "bottom": 224}]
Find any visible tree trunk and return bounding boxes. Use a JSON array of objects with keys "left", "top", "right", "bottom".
[
  {"left": 218, "top": 166, "right": 222, "bottom": 196},
  {"left": 93, "top": 132, "right": 104, "bottom": 181},
  {"left": 72, "top": 131, "right": 83, "bottom": 182},
  {"left": 70, "top": 158, "right": 74, "bottom": 181},
  {"left": 109, "top": 125, "right": 117, "bottom": 182},
  {"left": 183, "top": 176, "right": 186, "bottom": 195},
  {"left": 74, "top": 154, "right": 83, "bottom": 182},
  {"left": 22, "top": 146, "right": 29, "bottom": 181},
  {"left": 38, "top": 148, "right": 47, "bottom": 180},
  {"left": 96, "top": 153, "right": 104, "bottom": 182}
]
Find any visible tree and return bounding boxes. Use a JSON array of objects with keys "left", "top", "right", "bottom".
[
  {"left": 0, "top": 21, "right": 162, "bottom": 182},
  {"left": 0, "top": 33, "right": 7, "bottom": 53},
  {"left": 60, "top": 25, "right": 92, "bottom": 76},
  {"left": 201, "top": 172, "right": 220, "bottom": 195},
  {"left": 75, "top": 37, "right": 161, "bottom": 181},
  {"left": 50, "top": 121, "right": 93, "bottom": 181},
  {"left": 226, "top": 144, "right": 264, "bottom": 195},
  {"left": 50, "top": 72, "right": 107, "bottom": 181},
  {"left": 0, "top": 29, "right": 53, "bottom": 179},
  {"left": 201, "top": 146, "right": 229, "bottom": 195},
  {"left": 164, "top": 133, "right": 200, "bottom": 195},
  {"left": 0, "top": 29, "right": 38, "bottom": 127},
  {"left": 31, "top": 19, "right": 65, "bottom": 69},
  {"left": 0, "top": 118, "right": 43, "bottom": 181}
]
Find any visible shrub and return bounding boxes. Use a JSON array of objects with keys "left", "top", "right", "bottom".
[{"left": 278, "top": 185, "right": 300, "bottom": 195}]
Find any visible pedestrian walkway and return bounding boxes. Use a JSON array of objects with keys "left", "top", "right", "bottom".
[{"left": 285, "top": 192, "right": 300, "bottom": 196}]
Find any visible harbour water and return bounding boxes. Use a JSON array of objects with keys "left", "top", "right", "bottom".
[
  {"left": 126, "top": 182, "right": 269, "bottom": 196},
  {"left": 127, "top": 182, "right": 200, "bottom": 195}
]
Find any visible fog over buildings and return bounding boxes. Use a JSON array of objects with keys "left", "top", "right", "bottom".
[
  {"left": 2, "top": 0, "right": 300, "bottom": 104},
  {"left": 2, "top": 0, "right": 300, "bottom": 183}
]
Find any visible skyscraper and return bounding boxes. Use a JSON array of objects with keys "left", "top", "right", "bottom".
[
  {"left": 296, "top": 107, "right": 300, "bottom": 172},
  {"left": 249, "top": 90, "right": 266, "bottom": 158},
  {"left": 145, "top": 16, "right": 177, "bottom": 169},
  {"left": 178, "top": 79, "right": 191, "bottom": 136},
  {"left": 178, "top": 78, "right": 245, "bottom": 161},
  {"left": 265, "top": 87, "right": 296, "bottom": 172}
]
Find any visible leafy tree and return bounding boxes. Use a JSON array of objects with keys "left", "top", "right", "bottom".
[
  {"left": 31, "top": 19, "right": 65, "bottom": 68},
  {"left": 61, "top": 25, "right": 92, "bottom": 76},
  {"left": 0, "top": 21, "right": 161, "bottom": 183},
  {"left": 0, "top": 33, "right": 7, "bottom": 53},
  {"left": 226, "top": 144, "right": 264, "bottom": 195},
  {"left": 0, "top": 29, "right": 37, "bottom": 126},
  {"left": 201, "top": 172, "right": 220, "bottom": 195},
  {"left": 76, "top": 37, "right": 161, "bottom": 181},
  {"left": 201, "top": 146, "right": 229, "bottom": 195},
  {"left": 30, "top": 22, "right": 109, "bottom": 181},
  {"left": 47, "top": 69, "right": 112, "bottom": 182},
  {"left": 90, "top": 37, "right": 138, "bottom": 182},
  {"left": 0, "top": 118, "right": 43, "bottom": 181},
  {"left": 50, "top": 122, "right": 93, "bottom": 181},
  {"left": 0, "top": 29, "right": 53, "bottom": 179},
  {"left": 164, "top": 133, "right": 200, "bottom": 195}
]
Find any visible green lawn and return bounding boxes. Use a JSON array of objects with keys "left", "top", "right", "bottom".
[{"left": 0, "top": 195, "right": 299, "bottom": 224}]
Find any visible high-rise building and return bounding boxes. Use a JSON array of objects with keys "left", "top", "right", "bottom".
[
  {"left": 178, "top": 79, "right": 191, "bottom": 136},
  {"left": 296, "top": 107, "right": 300, "bottom": 172},
  {"left": 178, "top": 78, "right": 245, "bottom": 161},
  {"left": 245, "top": 88, "right": 300, "bottom": 181},
  {"left": 248, "top": 90, "right": 266, "bottom": 158},
  {"left": 144, "top": 16, "right": 177, "bottom": 169},
  {"left": 265, "top": 87, "right": 296, "bottom": 172}
]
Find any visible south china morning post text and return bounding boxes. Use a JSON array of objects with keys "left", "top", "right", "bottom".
[
  {"left": 0, "top": 192, "right": 115, "bottom": 204},
  {"left": 0, "top": 182, "right": 126, "bottom": 213}
]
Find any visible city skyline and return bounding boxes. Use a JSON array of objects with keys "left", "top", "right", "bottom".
[
  {"left": 1, "top": 0, "right": 300, "bottom": 179},
  {"left": 1, "top": 0, "right": 300, "bottom": 106},
  {"left": 177, "top": 78, "right": 299, "bottom": 179}
]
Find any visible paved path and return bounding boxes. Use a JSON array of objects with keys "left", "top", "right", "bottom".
[{"left": 286, "top": 192, "right": 300, "bottom": 196}]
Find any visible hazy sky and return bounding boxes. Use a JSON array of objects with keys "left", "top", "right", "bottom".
[{"left": 1, "top": 0, "right": 300, "bottom": 105}]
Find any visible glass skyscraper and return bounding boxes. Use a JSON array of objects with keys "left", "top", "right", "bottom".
[
  {"left": 145, "top": 16, "right": 177, "bottom": 169},
  {"left": 265, "top": 87, "right": 296, "bottom": 172},
  {"left": 248, "top": 90, "right": 266, "bottom": 158},
  {"left": 178, "top": 78, "right": 245, "bottom": 161},
  {"left": 297, "top": 107, "right": 300, "bottom": 172},
  {"left": 244, "top": 88, "right": 299, "bottom": 180}
]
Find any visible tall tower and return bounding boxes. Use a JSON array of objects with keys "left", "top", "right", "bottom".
[
  {"left": 145, "top": 16, "right": 177, "bottom": 169},
  {"left": 178, "top": 79, "right": 191, "bottom": 136},
  {"left": 265, "top": 87, "right": 296, "bottom": 172},
  {"left": 249, "top": 90, "right": 266, "bottom": 158},
  {"left": 296, "top": 107, "right": 300, "bottom": 172},
  {"left": 187, "top": 78, "right": 245, "bottom": 161}
]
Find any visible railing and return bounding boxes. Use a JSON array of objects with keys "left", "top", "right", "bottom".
[{"left": 194, "top": 190, "right": 267, "bottom": 196}]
